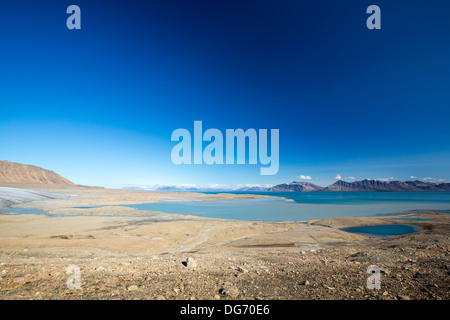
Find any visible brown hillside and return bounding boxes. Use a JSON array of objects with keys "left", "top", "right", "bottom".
[{"left": 0, "top": 160, "right": 74, "bottom": 185}]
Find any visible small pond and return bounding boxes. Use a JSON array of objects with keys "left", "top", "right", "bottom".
[{"left": 341, "top": 224, "right": 422, "bottom": 237}]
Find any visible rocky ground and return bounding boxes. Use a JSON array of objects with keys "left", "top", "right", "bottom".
[
  {"left": 0, "top": 185, "right": 449, "bottom": 300},
  {"left": 1, "top": 214, "right": 449, "bottom": 300}
]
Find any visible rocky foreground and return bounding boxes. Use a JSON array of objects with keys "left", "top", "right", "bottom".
[
  {"left": 0, "top": 186, "right": 449, "bottom": 300},
  {"left": 0, "top": 225, "right": 448, "bottom": 300}
]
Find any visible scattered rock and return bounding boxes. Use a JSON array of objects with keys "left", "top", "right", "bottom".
[
  {"left": 237, "top": 267, "right": 248, "bottom": 274},
  {"left": 183, "top": 258, "right": 197, "bottom": 268},
  {"left": 219, "top": 285, "right": 240, "bottom": 298},
  {"left": 156, "top": 295, "right": 165, "bottom": 300},
  {"left": 380, "top": 268, "right": 390, "bottom": 275},
  {"left": 24, "top": 274, "right": 33, "bottom": 283},
  {"left": 13, "top": 277, "right": 25, "bottom": 284},
  {"left": 127, "top": 285, "right": 138, "bottom": 291},
  {"left": 397, "top": 295, "right": 411, "bottom": 300}
]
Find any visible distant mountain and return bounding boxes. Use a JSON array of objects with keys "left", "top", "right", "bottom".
[
  {"left": 0, "top": 160, "right": 74, "bottom": 185},
  {"left": 125, "top": 180, "right": 450, "bottom": 193},
  {"left": 324, "top": 179, "right": 450, "bottom": 192},
  {"left": 268, "top": 181, "right": 324, "bottom": 192},
  {"left": 404, "top": 180, "right": 450, "bottom": 191},
  {"left": 155, "top": 186, "right": 207, "bottom": 192},
  {"left": 235, "top": 186, "right": 269, "bottom": 192},
  {"left": 269, "top": 179, "right": 450, "bottom": 192}
]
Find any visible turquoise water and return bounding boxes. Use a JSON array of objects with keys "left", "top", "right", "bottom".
[
  {"left": 3, "top": 192, "right": 449, "bottom": 224},
  {"left": 127, "top": 191, "right": 450, "bottom": 222},
  {"left": 1, "top": 208, "right": 49, "bottom": 215},
  {"left": 341, "top": 224, "right": 423, "bottom": 237},
  {"left": 73, "top": 206, "right": 101, "bottom": 209},
  {"left": 204, "top": 191, "right": 450, "bottom": 205}
]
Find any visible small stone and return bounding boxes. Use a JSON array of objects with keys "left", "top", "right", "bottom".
[
  {"left": 219, "top": 286, "right": 240, "bottom": 298},
  {"left": 214, "top": 295, "right": 221, "bottom": 300},
  {"left": 397, "top": 295, "right": 411, "bottom": 300},
  {"left": 156, "top": 295, "right": 165, "bottom": 300},
  {"left": 299, "top": 280, "right": 310, "bottom": 286},
  {"left": 383, "top": 291, "right": 389, "bottom": 296},
  {"left": 184, "top": 258, "right": 197, "bottom": 268},
  {"left": 237, "top": 267, "right": 248, "bottom": 274},
  {"left": 24, "top": 274, "right": 33, "bottom": 283},
  {"left": 127, "top": 285, "right": 138, "bottom": 291},
  {"left": 13, "top": 277, "right": 25, "bottom": 284},
  {"left": 380, "top": 268, "right": 390, "bottom": 275}
]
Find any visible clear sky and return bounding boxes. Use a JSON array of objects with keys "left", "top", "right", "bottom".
[{"left": 1, "top": 1, "right": 450, "bottom": 188}]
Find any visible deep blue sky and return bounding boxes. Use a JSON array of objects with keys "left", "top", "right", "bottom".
[{"left": 1, "top": 1, "right": 450, "bottom": 188}]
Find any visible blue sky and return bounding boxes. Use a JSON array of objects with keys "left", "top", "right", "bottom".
[{"left": 1, "top": 1, "right": 450, "bottom": 188}]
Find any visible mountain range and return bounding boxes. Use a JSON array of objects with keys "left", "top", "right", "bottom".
[
  {"left": 269, "top": 179, "right": 450, "bottom": 192},
  {"left": 124, "top": 179, "right": 450, "bottom": 192},
  {"left": 1, "top": 160, "right": 449, "bottom": 192}
]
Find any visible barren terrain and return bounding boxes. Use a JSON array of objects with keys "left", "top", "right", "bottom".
[{"left": 0, "top": 185, "right": 448, "bottom": 300}]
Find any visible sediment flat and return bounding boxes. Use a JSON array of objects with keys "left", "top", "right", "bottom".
[{"left": 0, "top": 185, "right": 448, "bottom": 300}]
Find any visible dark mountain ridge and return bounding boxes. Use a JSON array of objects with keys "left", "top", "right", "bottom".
[{"left": 270, "top": 179, "right": 450, "bottom": 192}]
